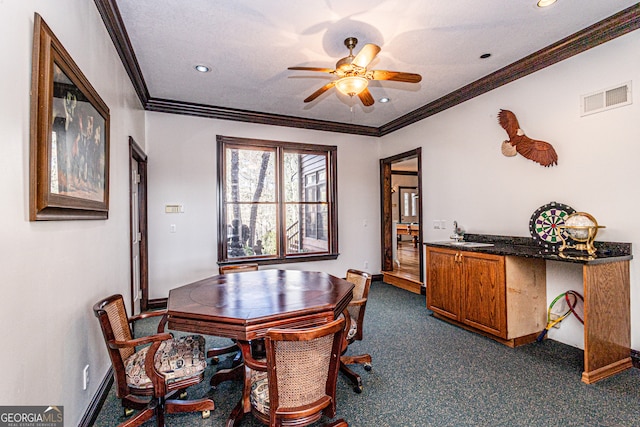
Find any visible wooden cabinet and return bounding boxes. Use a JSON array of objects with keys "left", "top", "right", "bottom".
[{"left": 426, "top": 246, "right": 546, "bottom": 347}]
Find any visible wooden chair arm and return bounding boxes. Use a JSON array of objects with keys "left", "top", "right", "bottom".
[
  {"left": 108, "top": 332, "right": 172, "bottom": 350},
  {"left": 348, "top": 298, "right": 367, "bottom": 307},
  {"left": 129, "top": 310, "right": 169, "bottom": 333},
  {"left": 128, "top": 310, "right": 166, "bottom": 323},
  {"left": 339, "top": 310, "right": 351, "bottom": 353},
  {"left": 145, "top": 340, "right": 168, "bottom": 395},
  {"left": 239, "top": 341, "right": 267, "bottom": 371}
]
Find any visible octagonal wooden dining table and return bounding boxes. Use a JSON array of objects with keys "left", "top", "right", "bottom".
[{"left": 166, "top": 269, "right": 354, "bottom": 427}]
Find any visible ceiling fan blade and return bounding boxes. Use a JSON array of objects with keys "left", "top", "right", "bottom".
[
  {"left": 358, "top": 88, "right": 375, "bottom": 106},
  {"left": 304, "top": 81, "right": 336, "bottom": 103},
  {"left": 352, "top": 43, "right": 381, "bottom": 68},
  {"left": 371, "top": 70, "right": 422, "bottom": 83},
  {"left": 288, "top": 66, "right": 336, "bottom": 73}
]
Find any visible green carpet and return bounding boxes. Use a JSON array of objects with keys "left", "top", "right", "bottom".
[{"left": 93, "top": 281, "right": 640, "bottom": 426}]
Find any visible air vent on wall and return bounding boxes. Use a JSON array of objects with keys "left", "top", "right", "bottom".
[{"left": 581, "top": 82, "right": 632, "bottom": 116}]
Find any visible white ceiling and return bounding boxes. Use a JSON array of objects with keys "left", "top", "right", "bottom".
[{"left": 113, "top": 0, "right": 638, "bottom": 128}]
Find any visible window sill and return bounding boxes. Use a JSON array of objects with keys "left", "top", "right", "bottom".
[{"left": 218, "top": 253, "right": 340, "bottom": 267}]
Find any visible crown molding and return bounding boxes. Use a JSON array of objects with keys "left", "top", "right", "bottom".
[
  {"left": 379, "top": 3, "right": 640, "bottom": 136},
  {"left": 145, "top": 98, "right": 380, "bottom": 136},
  {"left": 94, "top": 1, "right": 640, "bottom": 137}
]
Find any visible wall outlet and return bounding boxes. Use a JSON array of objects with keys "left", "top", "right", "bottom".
[
  {"left": 364, "top": 261, "right": 369, "bottom": 269},
  {"left": 83, "top": 365, "right": 89, "bottom": 390},
  {"left": 440, "top": 220, "right": 447, "bottom": 229},
  {"left": 433, "top": 220, "right": 440, "bottom": 229}
]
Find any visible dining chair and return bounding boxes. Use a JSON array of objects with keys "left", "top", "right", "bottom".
[
  {"left": 340, "top": 269, "right": 373, "bottom": 393},
  {"left": 93, "top": 294, "right": 214, "bottom": 427},
  {"left": 243, "top": 317, "right": 349, "bottom": 427}
]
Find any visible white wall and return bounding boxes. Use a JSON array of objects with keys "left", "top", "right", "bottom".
[
  {"left": 0, "top": 1, "right": 145, "bottom": 424},
  {"left": 145, "top": 112, "right": 381, "bottom": 299},
  {"left": 2, "top": 2, "right": 638, "bottom": 422},
  {"left": 381, "top": 30, "right": 640, "bottom": 349}
]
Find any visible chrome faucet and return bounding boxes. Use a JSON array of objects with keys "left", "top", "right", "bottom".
[{"left": 450, "top": 220, "right": 465, "bottom": 242}]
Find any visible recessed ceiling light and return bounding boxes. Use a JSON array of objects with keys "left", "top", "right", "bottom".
[
  {"left": 194, "top": 65, "right": 211, "bottom": 73},
  {"left": 379, "top": 97, "right": 390, "bottom": 103},
  {"left": 537, "top": 0, "right": 557, "bottom": 7},
  {"left": 480, "top": 53, "right": 491, "bottom": 59}
]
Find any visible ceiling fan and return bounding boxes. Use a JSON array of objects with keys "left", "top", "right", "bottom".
[{"left": 288, "top": 37, "right": 422, "bottom": 106}]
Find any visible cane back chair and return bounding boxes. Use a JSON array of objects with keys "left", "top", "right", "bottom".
[
  {"left": 243, "top": 317, "right": 349, "bottom": 427},
  {"left": 93, "top": 294, "right": 214, "bottom": 427},
  {"left": 340, "top": 269, "right": 373, "bottom": 393}
]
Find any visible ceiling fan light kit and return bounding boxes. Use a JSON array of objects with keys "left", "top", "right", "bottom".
[
  {"left": 537, "top": 0, "right": 557, "bottom": 7},
  {"left": 288, "top": 36, "right": 421, "bottom": 107},
  {"left": 335, "top": 76, "right": 368, "bottom": 96}
]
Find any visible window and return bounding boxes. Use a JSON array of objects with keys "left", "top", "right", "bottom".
[{"left": 217, "top": 136, "right": 338, "bottom": 264}]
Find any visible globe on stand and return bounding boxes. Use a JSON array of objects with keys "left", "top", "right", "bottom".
[{"left": 558, "top": 212, "right": 605, "bottom": 256}]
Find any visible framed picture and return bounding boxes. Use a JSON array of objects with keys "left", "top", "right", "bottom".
[{"left": 30, "top": 13, "right": 110, "bottom": 220}]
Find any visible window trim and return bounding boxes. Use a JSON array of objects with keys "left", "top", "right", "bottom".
[{"left": 216, "top": 135, "right": 339, "bottom": 265}]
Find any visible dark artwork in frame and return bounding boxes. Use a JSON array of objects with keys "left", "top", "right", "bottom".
[{"left": 30, "top": 13, "right": 110, "bottom": 220}]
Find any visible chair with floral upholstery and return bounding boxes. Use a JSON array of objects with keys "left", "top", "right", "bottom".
[
  {"left": 93, "top": 294, "right": 214, "bottom": 427},
  {"left": 243, "top": 317, "right": 348, "bottom": 427},
  {"left": 340, "top": 269, "right": 373, "bottom": 393}
]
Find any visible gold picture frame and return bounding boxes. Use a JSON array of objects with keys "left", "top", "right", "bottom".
[{"left": 30, "top": 13, "right": 110, "bottom": 220}]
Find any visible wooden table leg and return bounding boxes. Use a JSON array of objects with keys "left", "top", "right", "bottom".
[
  {"left": 225, "top": 342, "right": 253, "bottom": 426},
  {"left": 581, "top": 261, "right": 633, "bottom": 384},
  {"left": 210, "top": 363, "right": 243, "bottom": 386}
]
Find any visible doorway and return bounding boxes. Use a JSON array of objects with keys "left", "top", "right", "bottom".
[
  {"left": 380, "top": 148, "right": 423, "bottom": 294},
  {"left": 129, "top": 137, "right": 149, "bottom": 314}
]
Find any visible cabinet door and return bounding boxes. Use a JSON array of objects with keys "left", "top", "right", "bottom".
[
  {"left": 426, "top": 248, "right": 460, "bottom": 321},
  {"left": 461, "top": 252, "right": 506, "bottom": 338}
]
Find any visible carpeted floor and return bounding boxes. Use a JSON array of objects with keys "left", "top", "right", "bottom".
[{"left": 93, "top": 281, "right": 640, "bottom": 426}]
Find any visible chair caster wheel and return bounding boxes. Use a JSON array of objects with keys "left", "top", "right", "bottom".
[
  {"left": 364, "top": 363, "right": 372, "bottom": 371},
  {"left": 179, "top": 391, "right": 188, "bottom": 399},
  {"left": 353, "top": 385, "right": 363, "bottom": 393},
  {"left": 211, "top": 356, "right": 220, "bottom": 364},
  {"left": 124, "top": 408, "right": 134, "bottom": 417},
  {"left": 202, "top": 409, "right": 211, "bottom": 419}
]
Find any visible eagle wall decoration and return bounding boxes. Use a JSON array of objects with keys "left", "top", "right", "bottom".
[{"left": 498, "top": 109, "right": 558, "bottom": 167}]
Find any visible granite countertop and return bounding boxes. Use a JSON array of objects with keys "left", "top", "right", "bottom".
[{"left": 425, "top": 234, "right": 633, "bottom": 265}]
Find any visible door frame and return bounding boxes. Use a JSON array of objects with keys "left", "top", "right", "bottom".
[
  {"left": 380, "top": 148, "right": 423, "bottom": 284},
  {"left": 129, "top": 137, "right": 149, "bottom": 313}
]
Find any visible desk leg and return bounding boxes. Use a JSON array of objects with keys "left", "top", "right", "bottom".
[{"left": 582, "top": 261, "right": 632, "bottom": 384}]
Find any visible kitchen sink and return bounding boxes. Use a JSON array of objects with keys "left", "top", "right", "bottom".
[{"left": 435, "top": 241, "right": 495, "bottom": 248}]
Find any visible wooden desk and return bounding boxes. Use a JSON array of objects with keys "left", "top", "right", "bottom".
[{"left": 167, "top": 270, "right": 354, "bottom": 427}]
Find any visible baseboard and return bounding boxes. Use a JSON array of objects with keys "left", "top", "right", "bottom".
[
  {"left": 631, "top": 349, "right": 640, "bottom": 369},
  {"left": 147, "top": 297, "right": 168, "bottom": 310},
  {"left": 78, "top": 366, "right": 113, "bottom": 427}
]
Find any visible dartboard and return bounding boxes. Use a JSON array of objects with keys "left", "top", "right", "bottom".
[{"left": 529, "top": 202, "right": 575, "bottom": 251}]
